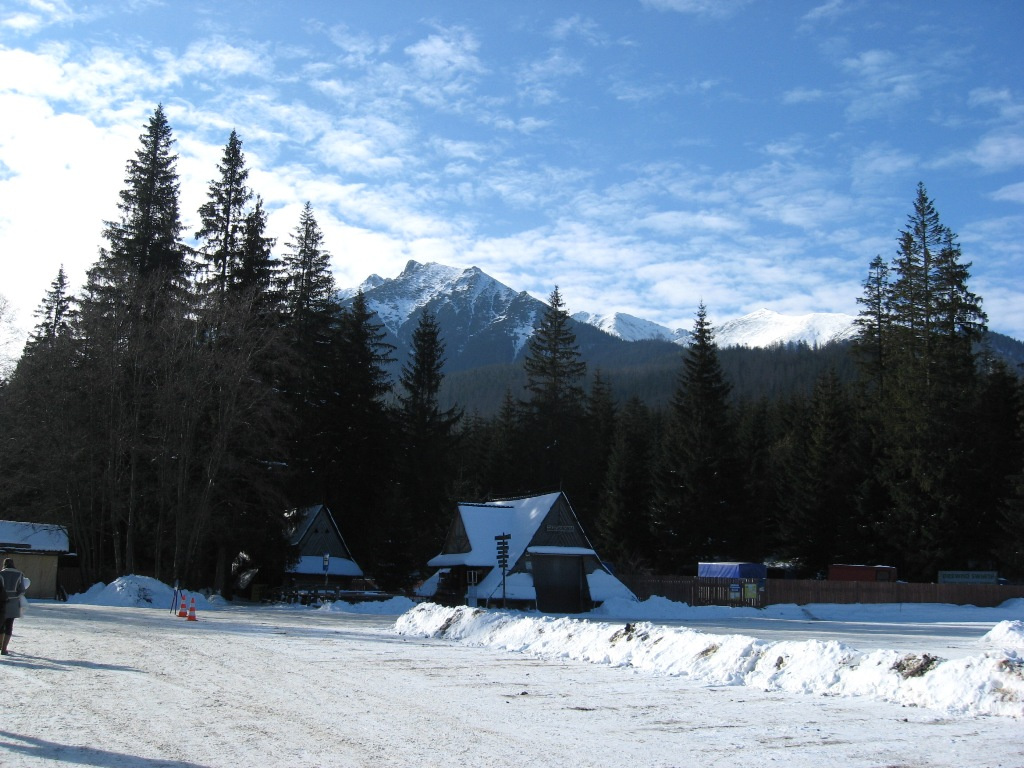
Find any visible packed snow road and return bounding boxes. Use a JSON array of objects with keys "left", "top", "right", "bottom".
[{"left": 1, "top": 601, "right": 1022, "bottom": 768}]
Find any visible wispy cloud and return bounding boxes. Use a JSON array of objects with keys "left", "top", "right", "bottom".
[
  {"left": 801, "top": 0, "right": 856, "bottom": 26},
  {"left": 640, "top": 0, "right": 752, "bottom": 19},
  {"left": 549, "top": 15, "right": 607, "bottom": 47},
  {"left": 782, "top": 87, "right": 824, "bottom": 105},
  {"left": 840, "top": 49, "right": 922, "bottom": 120},
  {"left": 515, "top": 49, "right": 585, "bottom": 106},
  {"left": 991, "top": 181, "right": 1024, "bottom": 204}
]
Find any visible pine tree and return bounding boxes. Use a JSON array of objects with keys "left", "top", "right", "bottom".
[
  {"left": 388, "top": 310, "right": 462, "bottom": 586},
  {"left": 281, "top": 202, "right": 336, "bottom": 347},
  {"left": 597, "top": 396, "right": 656, "bottom": 571},
  {"left": 76, "top": 104, "right": 190, "bottom": 577},
  {"left": 653, "top": 302, "right": 739, "bottom": 570},
  {"left": 776, "top": 370, "right": 861, "bottom": 574},
  {"left": 575, "top": 370, "right": 618, "bottom": 528},
  {"left": 26, "top": 267, "right": 74, "bottom": 352},
  {"left": 100, "top": 103, "right": 188, "bottom": 290},
  {"left": 235, "top": 197, "right": 280, "bottom": 311},
  {"left": 854, "top": 183, "right": 990, "bottom": 579},
  {"left": 325, "top": 290, "right": 396, "bottom": 567},
  {"left": 196, "top": 130, "right": 252, "bottom": 306},
  {"left": 852, "top": 254, "right": 891, "bottom": 395},
  {"left": 521, "top": 287, "right": 587, "bottom": 490}
]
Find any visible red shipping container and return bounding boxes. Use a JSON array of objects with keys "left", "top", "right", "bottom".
[{"left": 827, "top": 564, "right": 898, "bottom": 582}]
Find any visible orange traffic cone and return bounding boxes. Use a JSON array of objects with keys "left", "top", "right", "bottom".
[
  {"left": 178, "top": 594, "right": 188, "bottom": 618},
  {"left": 187, "top": 597, "right": 198, "bottom": 622}
]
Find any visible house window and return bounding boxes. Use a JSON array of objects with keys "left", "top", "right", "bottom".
[{"left": 466, "top": 570, "right": 479, "bottom": 586}]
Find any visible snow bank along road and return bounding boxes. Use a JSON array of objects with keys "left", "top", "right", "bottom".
[{"left": 1, "top": 602, "right": 1022, "bottom": 768}]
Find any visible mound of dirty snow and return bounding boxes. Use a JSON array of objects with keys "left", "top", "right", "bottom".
[{"left": 395, "top": 603, "right": 1024, "bottom": 718}]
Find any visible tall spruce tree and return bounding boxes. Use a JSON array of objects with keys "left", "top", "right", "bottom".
[
  {"left": 653, "top": 302, "right": 740, "bottom": 570},
  {"left": 328, "top": 290, "right": 396, "bottom": 569},
  {"left": 852, "top": 254, "right": 891, "bottom": 395},
  {"left": 854, "top": 183, "right": 989, "bottom": 579},
  {"left": 26, "top": 267, "right": 73, "bottom": 352},
  {"left": 235, "top": 197, "right": 281, "bottom": 313},
  {"left": 776, "top": 370, "right": 861, "bottom": 574},
  {"left": 195, "top": 130, "right": 252, "bottom": 307},
  {"left": 388, "top": 310, "right": 462, "bottom": 586},
  {"left": 75, "top": 104, "right": 190, "bottom": 577},
  {"left": 278, "top": 202, "right": 340, "bottom": 496},
  {"left": 521, "top": 287, "right": 587, "bottom": 491},
  {"left": 597, "top": 396, "right": 657, "bottom": 571},
  {"left": 99, "top": 103, "right": 188, "bottom": 291}
]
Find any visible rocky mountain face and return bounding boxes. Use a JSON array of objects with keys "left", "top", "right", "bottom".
[
  {"left": 340, "top": 261, "right": 862, "bottom": 372},
  {"left": 337, "top": 260, "right": 1023, "bottom": 414}
]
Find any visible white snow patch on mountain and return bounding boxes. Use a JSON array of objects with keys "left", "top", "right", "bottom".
[
  {"left": 715, "top": 308, "right": 858, "bottom": 348},
  {"left": 344, "top": 261, "right": 861, "bottom": 350},
  {"left": 572, "top": 311, "right": 676, "bottom": 343}
]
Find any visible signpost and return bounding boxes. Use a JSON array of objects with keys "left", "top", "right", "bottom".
[
  {"left": 323, "top": 552, "right": 330, "bottom": 586},
  {"left": 495, "top": 533, "right": 510, "bottom": 608}
]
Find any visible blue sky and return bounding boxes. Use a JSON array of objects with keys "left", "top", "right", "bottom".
[{"left": 1, "top": 0, "right": 1022, "bottom": 354}]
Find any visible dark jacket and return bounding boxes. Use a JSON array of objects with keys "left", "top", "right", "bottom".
[{"left": 1, "top": 568, "right": 28, "bottom": 620}]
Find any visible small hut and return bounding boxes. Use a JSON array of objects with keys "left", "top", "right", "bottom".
[
  {"left": 417, "top": 492, "right": 635, "bottom": 613},
  {"left": 284, "top": 505, "right": 364, "bottom": 588},
  {"left": 0, "top": 520, "right": 70, "bottom": 599}
]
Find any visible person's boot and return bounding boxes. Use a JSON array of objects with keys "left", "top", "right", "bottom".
[{"left": 0, "top": 633, "right": 7, "bottom": 655}]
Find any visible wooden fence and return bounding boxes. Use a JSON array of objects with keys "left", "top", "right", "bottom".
[{"left": 619, "top": 575, "right": 1024, "bottom": 609}]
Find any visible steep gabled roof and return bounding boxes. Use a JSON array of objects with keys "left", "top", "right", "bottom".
[
  {"left": 422, "top": 492, "right": 635, "bottom": 606},
  {"left": 285, "top": 505, "right": 363, "bottom": 577},
  {"left": 429, "top": 491, "right": 568, "bottom": 568}
]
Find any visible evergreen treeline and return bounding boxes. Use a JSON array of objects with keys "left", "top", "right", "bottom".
[{"left": 1, "top": 109, "right": 1022, "bottom": 592}]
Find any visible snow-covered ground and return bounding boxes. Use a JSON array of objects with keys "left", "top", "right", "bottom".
[{"left": 2, "top": 575, "right": 1022, "bottom": 767}]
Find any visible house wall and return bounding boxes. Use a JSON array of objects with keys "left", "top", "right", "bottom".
[{"left": 1, "top": 553, "right": 58, "bottom": 599}]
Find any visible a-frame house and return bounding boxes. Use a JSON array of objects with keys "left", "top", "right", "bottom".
[
  {"left": 284, "top": 505, "right": 364, "bottom": 587},
  {"left": 417, "top": 491, "right": 635, "bottom": 613}
]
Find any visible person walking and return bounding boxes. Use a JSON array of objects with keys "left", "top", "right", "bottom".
[{"left": 1, "top": 558, "right": 30, "bottom": 656}]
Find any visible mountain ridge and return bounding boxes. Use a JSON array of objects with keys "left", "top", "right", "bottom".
[{"left": 340, "top": 260, "right": 862, "bottom": 367}]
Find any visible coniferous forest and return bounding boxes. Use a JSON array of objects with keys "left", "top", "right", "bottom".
[{"left": 1, "top": 107, "right": 1022, "bottom": 593}]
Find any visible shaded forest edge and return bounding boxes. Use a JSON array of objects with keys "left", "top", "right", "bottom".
[{"left": 1, "top": 108, "right": 1023, "bottom": 597}]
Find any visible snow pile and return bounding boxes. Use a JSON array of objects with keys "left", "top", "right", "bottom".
[
  {"left": 984, "top": 620, "right": 1024, "bottom": 650},
  {"left": 314, "top": 596, "right": 418, "bottom": 615},
  {"left": 65, "top": 575, "right": 416, "bottom": 615},
  {"left": 395, "top": 603, "right": 1024, "bottom": 718},
  {"left": 66, "top": 575, "right": 213, "bottom": 609},
  {"left": 594, "top": 595, "right": 1024, "bottom": 623}
]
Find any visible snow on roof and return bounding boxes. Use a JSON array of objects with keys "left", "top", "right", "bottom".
[
  {"left": 428, "top": 492, "right": 562, "bottom": 568},
  {"left": 287, "top": 555, "right": 363, "bottom": 578},
  {"left": 527, "top": 546, "right": 598, "bottom": 557},
  {"left": 0, "top": 520, "right": 69, "bottom": 553}
]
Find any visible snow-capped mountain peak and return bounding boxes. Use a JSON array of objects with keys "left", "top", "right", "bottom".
[
  {"left": 340, "top": 262, "right": 860, "bottom": 373},
  {"left": 571, "top": 311, "right": 676, "bottom": 343},
  {"left": 571, "top": 307, "right": 856, "bottom": 349},
  {"left": 715, "top": 308, "right": 858, "bottom": 348}
]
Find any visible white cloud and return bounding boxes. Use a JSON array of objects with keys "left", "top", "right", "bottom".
[
  {"left": 840, "top": 49, "right": 922, "bottom": 120},
  {"left": 967, "top": 133, "right": 1024, "bottom": 172},
  {"left": 991, "top": 182, "right": 1024, "bottom": 204},
  {"left": 638, "top": 210, "right": 745, "bottom": 235},
  {"left": 782, "top": 87, "right": 824, "bottom": 105},
  {"left": 802, "top": 0, "right": 851, "bottom": 24},
  {"left": 404, "top": 27, "right": 484, "bottom": 80},
  {"left": 967, "top": 87, "right": 1024, "bottom": 121},
  {"left": 176, "top": 37, "right": 274, "bottom": 80},
  {"left": 850, "top": 144, "right": 918, "bottom": 189},
  {"left": 640, "top": 0, "right": 752, "bottom": 19},
  {"left": 550, "top": 15, "right": 607, "bottom": 46},
  {"left": 515, "top": 49, "right": 584, "bottom": 105}
]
